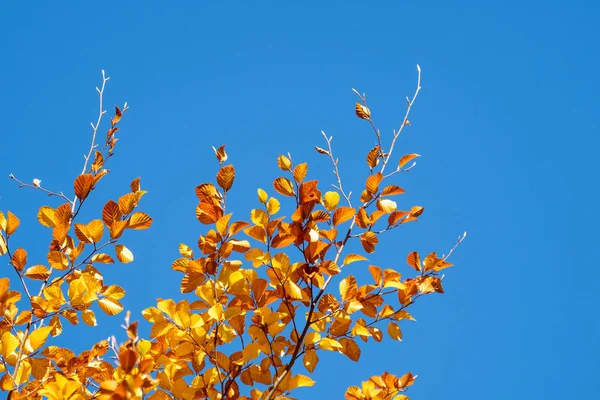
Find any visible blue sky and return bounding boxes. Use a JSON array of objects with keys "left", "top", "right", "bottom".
[{"left": 1, "top": 1, "right": 599, "bottom": 398}]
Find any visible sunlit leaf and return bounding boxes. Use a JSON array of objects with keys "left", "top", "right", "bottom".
[
  {"left": 399, "top": 153, "right": 421, "bottom": 169},
  {"left": 127, "top": 212, "right": 153, "bottom": 230},
  {"left": 332, "top": 207, "right": 355, "bottom": 226},
  {"left": 217, "top": 165, "right": 235, "bottom": 192},
  {"left": 115, "top": 245, "right": 134, "bottom": 263},
  {"left": 273, "top": 177, "right": 295, "bottom": 197},
  {"left": 355, "top": 102, "right": 371, "bottom": 120},
  {"left": 74, "top": 174, "right": 94, "bottom": 201},
  {"left": 24, "top": 265, "right": 51, "bottom": 281}
]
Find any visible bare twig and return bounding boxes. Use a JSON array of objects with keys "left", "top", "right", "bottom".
[
  {"left": 381, "top": 65, "right": 422, "bottom": 175},
  {"left": 320, "top": 131, "right": 352, "bottom": 206},
  {"left": 443, "top": 231, "right": 467, "bottom": 261},
  {"left": 8, "top": 174, "right": 74, "bottom": 205}
]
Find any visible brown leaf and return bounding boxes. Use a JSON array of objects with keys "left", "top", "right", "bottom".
[
  {"left": 381, "top": 185, "right": 406, "bottom": 196},
  {"left": 212, "top": 145, "right": 228, "bottom": 164},
  {"left": 102, "top": 200, "right": 122, "bottom": 227},
  {"left": 112, "top": 106, "right": 122, "bottom": 125},
  {"left": 366, "top": 146, "right": 380, "bottom": 169},
  {"left": 130, "top": 177, "right": 141, "bottom": 192},
  {"left": 314, "top": 146, "right": 330, "bottom": 156}
]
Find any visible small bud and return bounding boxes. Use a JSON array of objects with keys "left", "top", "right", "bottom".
[{"left": 33, "top": 178, "right": 41, "bottom": 187}]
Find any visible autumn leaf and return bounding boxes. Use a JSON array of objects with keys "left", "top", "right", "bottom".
[
  {"left": 332, "top": 207, "right": 355, "bottom": 226},
  {"left": 355, "top": 102, "right": 371, "bottom": 120},
  {"left": 217, "top": 165, "right": 235, "bottom": 192},
  {"left": 277, "top": 154, "right": 292, "bottom": 171},
  {"left": 127, "top": 212, "right": 153, "bottom": 230},
  {"left": 212, "top": 145, "right": 228, "bottom": 164},
  {"left": 399, "top": 153, "right": 421, "bottom": 169},
  {"left": 293, "top": 163, "right": 308, "bottom": 183},
  {"left": 74, "top": 174, "right": 94, "bottom": 201},
  {"left": 6, "top": 211, "right": 20, "bottom": 236},
  {"left": 273, "top": 177, "right": 295, "bottom": 197}
]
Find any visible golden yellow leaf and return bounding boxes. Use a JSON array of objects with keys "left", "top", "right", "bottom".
[
  {"left": 339, "top": 275, "right": 358, "bottom": 302},
  {"left": 118, "top": 192, "right": 137, "bottom": 215},
  {"left": 266, "top": 197, "right": 280, "bottom": 215},
  {"left": 369, "top": 265, "right": 383, "bottom": 286},
  {"left": 0, "top": 211, "right": 5, "bottom": 231},
  {"left": 399, "top": 153, "right": 421, "bottom": 169},
  {"left": 288, "top": 374, "right": 315, "bottom": 389},
  {"left": 6, "top": 211, "right": 20, "bottom": 236},
  {"left": 332, "top": 207, "right": 355, "bottom": 226},
  {"left": 318, "top": 337, "right": 343, "bottom": 351},
  {"left": 293, "top": 162, "right": 308, "bottom": 183},
  {"left": 74, "top": 174, "right": 94, "bottom": 201},
  {"left": 0, "top": 235, "right": 6, "bottom": 256},
  {"left": 37, "top": 206, "right": 57, "bottom": 228},
  {"left": 257, "top": 188, "right": 268, "bottom": 204},
  {"left": 216, "top": 213, "right": 232, "bottom": 237},
  {"left": 82, "top": 309, "right": 97, "bottom": 326},
  {"left": 303, "top": 349, "right": 319, "bottom": 373},
  {"left": 410, "top": 205, "right": 424, "bottom": 217},
  {"left": 24, "top": 265, "right": 51, "bottom": 281},
  {"left": 127, "top": 212, "right": 153, "bottom": 230},
  {"left": 87, "top": 219, "right": 104, "bottom": 243},
  {"left": 277, "top": 154, "right": 292, "bottom": 171},
  {"left": 98, "top": 298, "right": 124, "bottom": 315},
  {"left": 29, "top": 326, "right": 53, "bottom": 351},
  {"left": 323, "top": 191, "right": 340, "bottom": 211},
  {"left": 355, "top": 102, "right": 371, "bottom": 120},
  {"left": 179, "top": 243, "right": 194, "bottom": 258},
  {"left": 137, "top": 339, "right": 152, "bottom": 356},
  {"left": 14, "top": 360, "right": 31, "bottom": 386},
  {"left": 11, "top": 248, "right": 27, "bottom": 271},
  {"left": 30, "top": 358, "right": 50, "bottom": 381},
  {"left": 217, "top": 165, "right": 235, "bottom": 192},
  {"left": 273, "top": 177, "right": 295, "bottom": 197},
  {"left": 47, "top": 251, "right": 69, "bottom": 270},
  {"left": 343, "top": 254, "right": 368, "bottom": 266},
  {"left": 387, "top": 210, "right": 410, "bottom": 226},
  {"left": 388, "top": 322, "right": 402, "bottom": 340},
  {"left": 1, "top": 331, "right": 19, "bottom": 357},
  {"left": 115, "top": 244, "right": 134, "bottom": 263},
  {"left": 91, "top": 253, "right": 115, "bottom": 264}
]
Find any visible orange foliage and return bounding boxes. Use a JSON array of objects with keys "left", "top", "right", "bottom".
[{"left": 0, "top": 66, "right": 464, "bottom": 399}]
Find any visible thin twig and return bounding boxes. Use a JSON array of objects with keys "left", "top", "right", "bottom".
[
  {"left": 443, "top": 231, "right": 467, "bottom": 261},
  {"left": 320, "top": 131, "right": 352, "bottom": 206},
  {"left": 381, "top": 65, "right": 422, "bottom": 175},
  {"left": 8, "top": 175, "right": 74, "bottom": 205}
]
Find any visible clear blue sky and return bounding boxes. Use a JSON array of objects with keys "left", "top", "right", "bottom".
[{"left": 1, "top": 1, "right": 599, "bottom": 398}]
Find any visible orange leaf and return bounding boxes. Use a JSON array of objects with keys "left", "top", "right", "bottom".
[
  {"left": 365, "top": 173, "right": 383, "bottom": 194},
  {"left": 217, "top": 165, "right": 235, "bottom": 192},
  {"left": 406, "top": 251, "right": 421, "bottom": 271},
  {"left": 24, "top": 265, "right": 51, "bottom": 281},
  {"left": 74, "top": 174, "right": 94, "bottom": 201},
  {"left": 47, "top": 251, "right": 69, "bottom": 270},
  {"left": 118, "top": 193, "right": 137, "bottom": 215},
  {"left": 102, "top": 200, "right": 122, "bottom": 227},
  {"left": 212, "top": 145, "right": 228, "bottom": 164},
  {"left": 6, "top": 212, "right": 20, "bottom": 236},
  {"left": 127, "top": 212, "right": 152, "bottom": 230},
  {"left": 381, "top": 185, "right": 406, "bottom": 196},
  {"left": 293, "top": 163, "right": 308, "bottom": 183},
  {"left": 273, "top": 177, "right": 295, "bottom": 197},
  {"left": 332, "top": 207, "right": 355, "bottom": 226},
  {"left": 37, "top": 206, "right": 57, "bottom": 228},
  {"left": 277, "top": 155, "right": 292, "bottom": 171},
  {"left": 11, "top": 248, "right": 27, "bottom": 271},
  {"left": 399, "top": 153, "right": 420, "bottom": 169},
  {"left": 343, "top": 254, "right": 367, "bottom": 265}
]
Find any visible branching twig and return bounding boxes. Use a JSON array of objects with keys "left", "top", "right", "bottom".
[
  {"left": 320, "top": 131, "right": 352, "bottom": 206},
  {"left": 8, "top": 175, "right": 74, "bottom": 205},
  {"left": 381, "top": 65, "right": 422, "bottom": 175}
]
